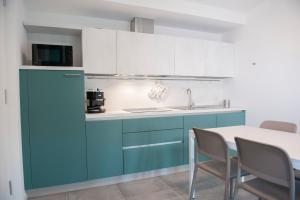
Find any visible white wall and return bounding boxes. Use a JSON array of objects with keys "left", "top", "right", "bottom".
[
  {"left": 0, "top": 3, "right": 11, "bottom": 200},
  {"left": 223, "top": 0, "right": 300, "bottom": 128},
  {"left": 85, "top": 78, "right": 223, "bottom": 111},
  {"left": 2, "top": 0, "right": 27, "bottom": 199}
]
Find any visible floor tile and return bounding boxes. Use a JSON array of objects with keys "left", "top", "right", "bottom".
[
  {"left": 118, "top": 177, "right": 172, "bottom": 198},
  {"left": 29, "top": 193, "right": 67, "bottom": 200},
  {"left": 68, "top": 185, "right": 125, "bottom": 200}
]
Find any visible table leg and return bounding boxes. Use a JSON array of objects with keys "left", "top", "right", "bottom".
[{"left": 189, "top": 131, "right": 196, "bottom": 199}]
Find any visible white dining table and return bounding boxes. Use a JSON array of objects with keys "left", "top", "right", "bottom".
[{"left": 189, "top": 125, "right": 300, "bottom": 195}]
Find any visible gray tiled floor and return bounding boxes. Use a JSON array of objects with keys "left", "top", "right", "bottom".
[{"left": 29, "top": 171, "right": 257, "bottom": 200}]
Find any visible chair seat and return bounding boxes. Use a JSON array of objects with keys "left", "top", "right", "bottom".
[
  {"left": 197, "top": 157, "right": 248, "bottom": 179},
  {"left": 240, "top": 178, "right": 300, "bottom": 200}
]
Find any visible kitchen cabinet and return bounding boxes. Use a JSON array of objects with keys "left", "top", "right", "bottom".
[
  {"left": 174, "top": 37, "right": 206, "bottom": 76},
  {"left": 82, "top": 28, "right": 117, "bottom": 74},
  {"left": 117, "top": 31, "right": 175, "bottom": 75},
  {"left": 205, "top": 41, "right": 236, "bottom": 77},
  {"left": 217, "top": 111, "right": 245, "bottom": 127},
  {"left": 123, "top": 129, "right": 183, "bottom": 174},
  {"left": 183, "top": 114, "right": 217, "bottom": 164},
  {"left": 122, "top": 116, "right": 184, "bottom": 174},
  {"left": 86, "top": 120, "right": 123, "bottom": 180},
  {"left": 20, "top": 69, "right": 87, "bottom": 189},
  {"left": 123, "top": 116, "right": 183, "bottom": 133}
]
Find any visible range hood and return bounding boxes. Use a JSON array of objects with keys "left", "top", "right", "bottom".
[{"left": 130, "top": 17, "right": 154, "bottom": 34}]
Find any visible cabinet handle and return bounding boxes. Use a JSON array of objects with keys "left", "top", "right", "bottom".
[
  {"left": 64, "top": 74, "right": 81, "bottom": 78},
  {"left": 123, "top": 141, "right": 182, "bottom": 150}
]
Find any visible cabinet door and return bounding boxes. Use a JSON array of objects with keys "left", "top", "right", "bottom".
[
  {"left": 217, "top": 111, "right": 245, "bottom": 127},
  {"left": 117, "top": 31, "right": 175, "bottom": 75},
  {"left": 174, "top": 37, "right": 206, "bottom": 76},
  {"left": 86, "top": 120, "right": 123, "bottom": 180},
  {"left": 27, "top": 70, "right": 87, "bottom": 188},
  {"left": 82, "top": 28, "right": 117, "bottom": 74},
  {"left": 183, "top": 114, "right": 217, "bottom": 164},
  {"left": 205, "top": 41, "right": 235, "bottom": 77}
]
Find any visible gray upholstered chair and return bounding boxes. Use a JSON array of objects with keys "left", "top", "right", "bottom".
[
  {"left": 190, "top": 128, "right": 246, "bottom": 200},
  {"left": 234, "top": 137, "right": 300, "bottom": 200},
  {"left": 260, "top": 120, "right": 297, "bottom": 133}
]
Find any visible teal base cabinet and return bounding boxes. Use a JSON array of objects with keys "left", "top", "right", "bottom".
[
  {"left": 20, "top": 70, "right": 87, "bottom": 189},
  {"left": 86, "top": 120, "right": 123, "bottom": 180},
  {"left": 123, "top": 117, "right": 184, "bottom": 174},
  {"left": 183, "top": 114, "right": 217, "bottom": 164},
  {"left": 124, "top": 143, "right": 183, "bottom": 174},
  {"left": 217, "top": 112, "right": 245, "bottom": 127}
]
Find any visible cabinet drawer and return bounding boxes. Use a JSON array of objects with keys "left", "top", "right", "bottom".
[
  {"left": 217, "top": 111, "right": 245, "bottom": 127},
  {"left": 124, "top": 143, "right": 183, "bottom": 174},
  {"left": 123, "top": 129, "right": 183, "bottom": 147},
  {"left": 123, "top": 116, "right": 183, "bottom": 133}
]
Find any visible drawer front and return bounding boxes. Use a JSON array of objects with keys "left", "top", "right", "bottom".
[
  {"left": 217, "top": 111, "right": 245, "bottom": 127},
  {"left": 183, "top": 114, "right": 217, "bottom": 164},
  {"left": 123, "top": 129, "right": 183, "bottom": 147},
  {"left": 123, "top": 116, "right": 183, "bottom": 133},
  {"left": 124, "top": 143, "right": 183, "bottom": 174}
]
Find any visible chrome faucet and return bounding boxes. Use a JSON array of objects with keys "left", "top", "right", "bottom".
[{"left": 186, "top": 88, "right": 193, "bottom": 110}]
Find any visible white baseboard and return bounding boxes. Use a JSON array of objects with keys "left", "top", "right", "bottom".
[{"left": 26, "top": 165, "right": 189, "bottom": 198}]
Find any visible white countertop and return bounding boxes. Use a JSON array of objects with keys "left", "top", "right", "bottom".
[
  {"left": 85, "top": 107, "right": 245, "bottom": 121},
  {"left": 20, "top": 65, "right": 84, "bottom": 71}
]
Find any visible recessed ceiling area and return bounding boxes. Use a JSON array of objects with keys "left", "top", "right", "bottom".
[{"left": 24, "top": 0, "right": 265, "bottom": 33}]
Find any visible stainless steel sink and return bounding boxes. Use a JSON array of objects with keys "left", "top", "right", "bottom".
[
  {"left": 172, "top": 105, "right": 224, "bottom": 111},
  {"left": 123, "top": 107, "right": 173, "bottom": 113}
]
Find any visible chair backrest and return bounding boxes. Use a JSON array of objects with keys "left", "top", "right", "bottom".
[
  {"left": 260, "top": 120, "right": 297, "bottom": 133},
  {"left": 235, "top": 137, "right": 295, "bottom": 189},
  {"left": 193, "top": 128, "right": 228, "bottom": 163}
]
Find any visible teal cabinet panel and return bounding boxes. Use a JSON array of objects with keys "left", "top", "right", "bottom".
[
  {"left": 123, "top": 116, "right": 183, "bottom": 133},
  {"left": 86, "top": 120, "right": 123, "bottom": 180},
  {"left": 183, "top": 114, "right": 217, "bottom": 164},
  {"left": 124, "top": 143, "right": 183, "bottom": 174},
  {"left": 27, "top": 70, "right": 87, "bottom": 188},
  {"left": 217, "top": 111, "right": 245, "bottom": 127},
  {"left": 19, "top": 70, "right": 32, "bottom": 189},
  {"left": 123, "top": 129, "right": 183, "bottom": 147}
]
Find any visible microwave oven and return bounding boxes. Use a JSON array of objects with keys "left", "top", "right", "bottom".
[{"left": 32, "top": 44, "right": 73, "bottom": 66}]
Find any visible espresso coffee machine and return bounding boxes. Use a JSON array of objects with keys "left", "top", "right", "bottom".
[{"left": 86, "top": 89, "right": 105, "bottom": 113}]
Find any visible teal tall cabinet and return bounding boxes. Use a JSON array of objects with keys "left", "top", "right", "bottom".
[{"left": 20, "top": 70, "right": 87, "bottom": 189}]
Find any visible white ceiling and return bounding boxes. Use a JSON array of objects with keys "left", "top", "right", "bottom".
[
  {"left": 186, "top": 0, "right": 265, "bottom": 12},
  {"left": 24, "top": 0, "right": 265, "bottom": 32}
]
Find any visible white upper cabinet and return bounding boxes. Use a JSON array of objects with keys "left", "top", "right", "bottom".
[
  {"left": 82, "top": 28, "right": 117, "bottom": 74},
  {"left": 117, "top": 31, "right": 175, "bottom": 75},
  {"left": 205, "top": 41, "right": 235, "bottom": 77},
  {"left": 174, "top": 37, "right": 206, "bottom": 76}
]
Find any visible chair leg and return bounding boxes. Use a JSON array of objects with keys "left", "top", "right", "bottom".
[
  {"left": 189, "top": 166, "right": 198, "bottom": 200},
  {"left": 224, "top": 178, "right": 230, "bottom": 200},
  {"left": 230, "top": 178, "right": 235, "bottom": 199},
  {"left": 233, "top": 181, "right": 239, "bottom": 200}
]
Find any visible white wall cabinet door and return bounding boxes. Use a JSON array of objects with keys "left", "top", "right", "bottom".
[
  {"left": 82, "top": 28, "right": 117, "bottom": 74},
  {"left": 205, "top": 41, "right": 235, "bottom": 77},
  {"left": 117, "top": 31, "right": 175, "bottom": 75},
  {"left": 174, "top": 37, "right": 206, "bottom": 76}
]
